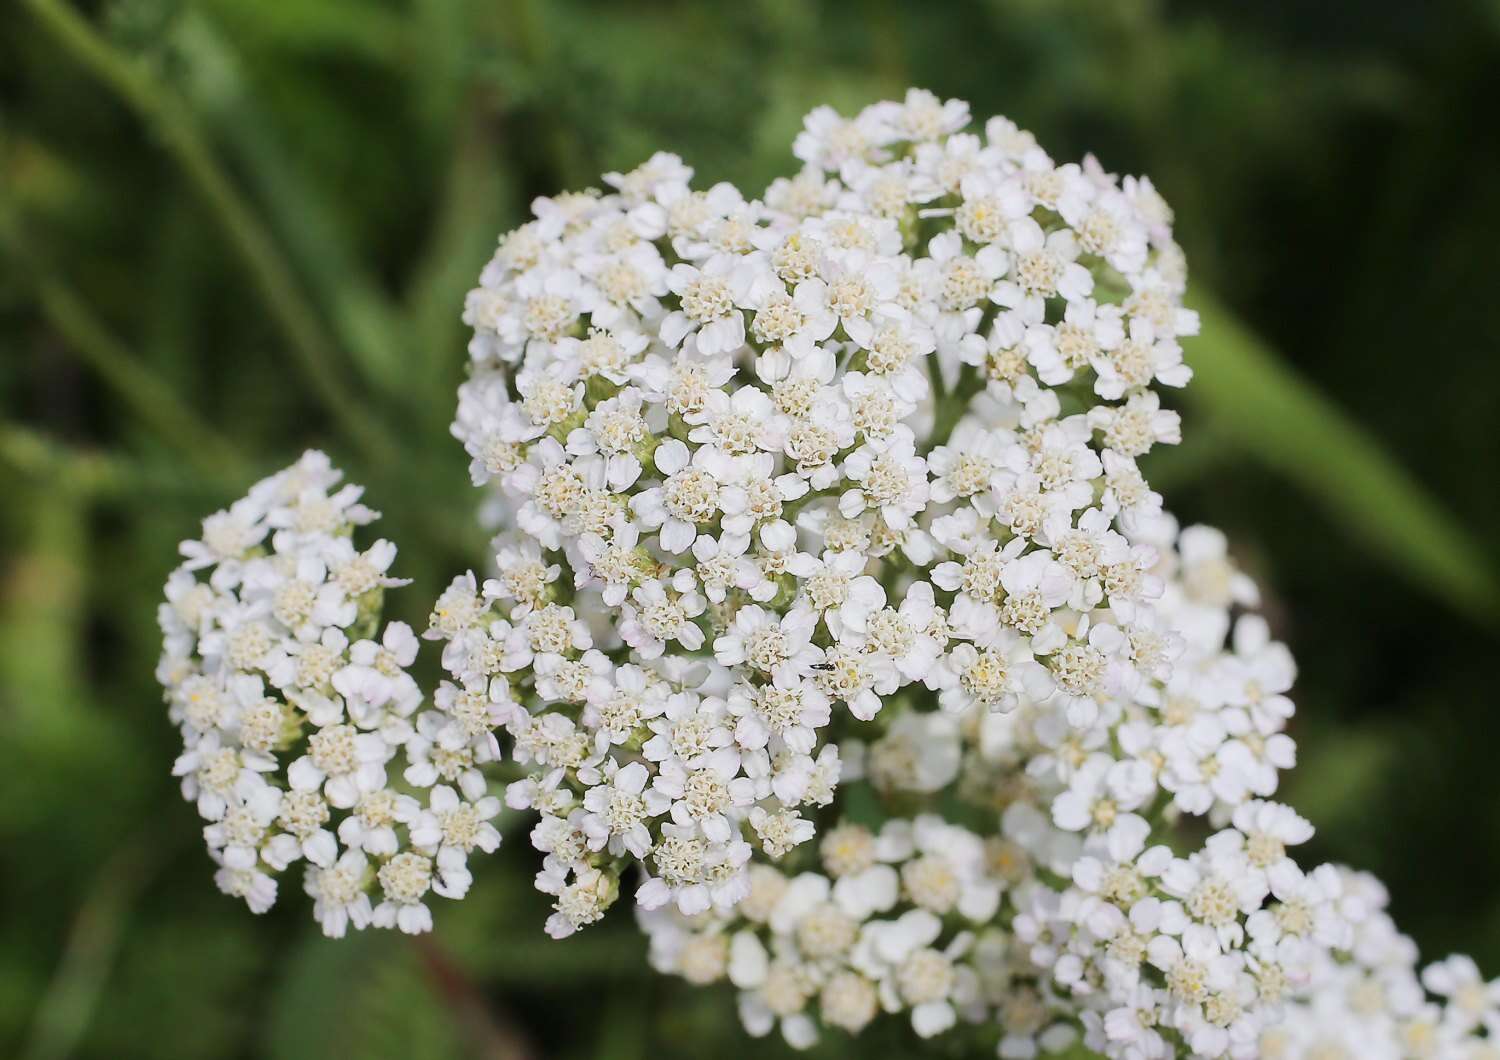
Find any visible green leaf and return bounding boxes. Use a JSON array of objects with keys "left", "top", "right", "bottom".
[{"left": 1184, "top": 290, "right": 1499, "bottom": 625}]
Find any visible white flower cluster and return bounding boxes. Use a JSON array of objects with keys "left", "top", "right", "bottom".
[
  {"left": 160, "top": 91, "right": 1497, "bottom": 1058},
  {"left": 421, "top": 563, "right": 843, "bottom": 938},
  {"left": 925, "top": 517, "right": 1424, "bottom": 1059},
  {"left": 641, "top": 521, "right": 1500, "bottom": 1058},
  {"left": 157, "top": 452, "right": 500, "bottom": 937},
  {"left": 1267, "top": 872, "right": 1500, "bottom": 1060},
  {"left": 642, "top": 813, "right": 1079, "bottom": 1053},
  {"left": 451, "top": 85, "right": 1193, "bottom": 940}
]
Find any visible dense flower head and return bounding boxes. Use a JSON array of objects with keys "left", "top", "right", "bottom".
[
  {"left": 449, "top": 83, "right": 1198, "bottom": 935},
  {"left": 158, "top": 91, "right": 1496, "bottom": 1058},
  {"left": 158, "top": 451, "right": 498, "bottom": 937}
]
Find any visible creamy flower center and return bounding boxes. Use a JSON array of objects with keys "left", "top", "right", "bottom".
[
  {"left": 379, "top": 851, "right": 433, "bottom": 903},
  {"left": 681, "top": 276, "right": 735, "bottom": 323},
  {"left": 663, "top": 468, "right": 720, "bottom": 522}
]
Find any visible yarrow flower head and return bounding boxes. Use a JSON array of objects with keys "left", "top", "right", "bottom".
[
  {"left": 159, "top": 451, "right": 488, "bottom": 937},
  {"left": 160, "top": 91, "right": 1496, "bottom": 1057}
]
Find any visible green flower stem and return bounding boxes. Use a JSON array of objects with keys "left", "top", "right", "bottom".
[
  {"left": 926, "top": 349, "right": 947, "bottom": 401},
  {"left": 928, "top": 363, "right": 981, "bottom": 450},
  {"left": 29, "top": 269, "right": 246, "bottom": 478},
  {"left": 22, "top": 0, "right": 394, "bottom": 464}
]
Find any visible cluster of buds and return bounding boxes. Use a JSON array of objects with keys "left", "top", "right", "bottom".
[{"left": 159, "top": 92, "right": 1497, "bottom": 1058}]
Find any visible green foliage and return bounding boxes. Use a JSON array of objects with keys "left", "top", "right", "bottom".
[
  {"left": 3, "top": 1, "right": 1499, "bottom": 1057},
  {"left": 265, "top": 933, "right": 467, "bottom": 1060},
  {"left": 1182, "top": 291, "right": 1499, "bottom": 624}
]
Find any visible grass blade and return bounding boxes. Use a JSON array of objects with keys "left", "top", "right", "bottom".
[{"left": 1187, "top": 289, "right": 1498, "bottom": 624}]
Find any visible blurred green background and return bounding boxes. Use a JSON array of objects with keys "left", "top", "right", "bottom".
[{"left": 3, "top": 1, "right": 1499, "bottom": 1056}]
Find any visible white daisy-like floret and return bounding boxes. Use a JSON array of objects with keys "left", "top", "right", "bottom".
[
  {"left": 581, "top": 759, "right": 668, "bottom": 858},
  {"left": 713, "top": 604, "right": 824, "bottom": 685},
  {"left": 838, "top": 426, "right": 930, "bottom": 530},
  {"left": 305, "top": 848, "right": 374, "bottom": 938},
  {"left": 408, "top": 784, "right": 503, "bottom": 898},
  {"left": 620, "top": 580, "right": 707, "bottom": 659},
  {"left": 786, "top": 548, "right": 887, "bottom": 640},
  {"left": 660, "top": 255, "right": 756, "bottom": 355},
  {"left": 332, "top": 621, "right": 421, "bottom": 723}
]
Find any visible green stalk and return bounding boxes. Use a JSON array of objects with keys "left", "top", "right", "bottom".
[
  {"left": 35, "top": 276, "right": 246, "bottom": 477},
  {"left": 21, "top": 0, "right": 394, "bottom": 463},
  {"left": 928, "top": 364, "right": 981, "bottom": 450},
  {"left": 926, "top": 349, "right": 947, "bottom": 401}
]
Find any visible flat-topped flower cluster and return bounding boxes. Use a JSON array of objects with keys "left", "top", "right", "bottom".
[
  {"left": 159, "top": 91, "right": 1497, "bottom": 1058},
  {"left": 448, "top": 84, "right": 1193, "bottom": 939}
]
